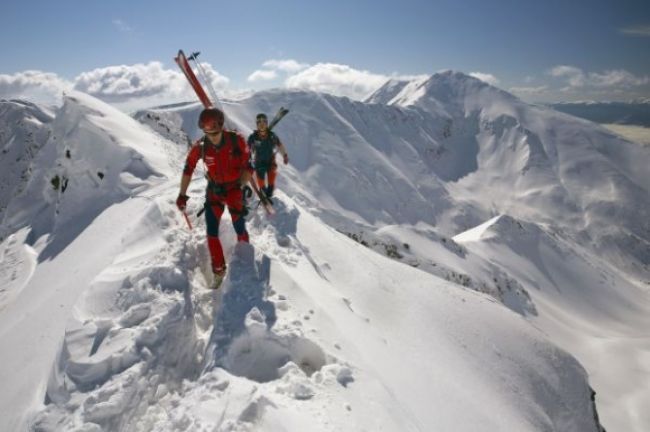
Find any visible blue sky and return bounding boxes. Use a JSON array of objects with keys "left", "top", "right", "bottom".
[{"left": 1, "top": 0, "right": 649, "bottom": 106}]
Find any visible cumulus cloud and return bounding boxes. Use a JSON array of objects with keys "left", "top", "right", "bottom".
[
  {"left": 194, "top": 63, "right": 231, "bottom": 93},
  {"left": 469, "top": 72, "right": 500, "bottom": 86},
  {"left": 620, "top": 25, "right": 650, "bottom": 36},
  {"left": 73, "top": 61, "right": 229, "bottom": 102},
  {"left": 248, "top": 59, "right": 309, "bottom": 83},
  {"left": 0, "top": 70, "right": 72, "bottom": 105},
  {"left": 549, "top": 65, "right": 649, "bottom": 89},
  {"left": 262, "top": 59, "right": 309, "bottom": 73},
  {"left": 247, "top": 69, "right": 278, "bottom": 82},
  {"left": 285, "top": 63, "right": 389, "bottom": 100}
]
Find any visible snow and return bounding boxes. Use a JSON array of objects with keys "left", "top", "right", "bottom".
[
  {"left": 0, "top": 228, "right": 37, "bottom": 311},
  {"left": 454, "top": 215, "right": 650, "bottom": 432},
  {"left": 3, "top": 70, "right": 648, "bottom": 431}
]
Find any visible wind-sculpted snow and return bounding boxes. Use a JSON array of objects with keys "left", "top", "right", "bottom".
[
  {"left": 27, "top": 190, "right": 601, "bottom": 431},
  {"left": 29, "top": 193, "right": 346, "bottom": 431}
]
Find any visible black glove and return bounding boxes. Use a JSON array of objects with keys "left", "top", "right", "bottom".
[
  {"left": 242, "top": 185, "right": 253, "bottom": 199},
  {"left": 176, "top": 194, "right": 188, "bottom": 211}
]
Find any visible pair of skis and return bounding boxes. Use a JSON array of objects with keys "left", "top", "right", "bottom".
[
  {"left": 268, "top": 107, "right": 289, "bottom": 132},
  {"left": 174, "top": 49, "right": 277, "bottom": 216}
]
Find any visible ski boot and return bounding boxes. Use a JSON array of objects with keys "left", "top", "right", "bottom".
[{"left": 212, "top": 265, "right": 227, "bottom": 290}]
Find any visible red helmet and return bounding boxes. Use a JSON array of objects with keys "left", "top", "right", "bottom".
[{"left": 198, "top": 108, "right": 224, "bottom": 132}]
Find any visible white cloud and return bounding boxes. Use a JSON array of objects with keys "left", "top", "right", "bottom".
[
  {"left": 469, "top": 72, "right": 500, "bottom": 86},
  {"left": 195, "top": 62, "right": 231, "bottom": 93},
  {"left": 549, "top": 65, "right": 649, "bottom": 89},
  {"left": 620, "top": 25, "right": 650, "bottom": 37},
  {"left": 247, "top": 59, "right": 309, "bottom": 83},
  {"left": 590, "top": 69, "right": 650, "bottom": 87},
  {"left": 73, "top": 61, "right": 229, "bottom": 102},
  {"left": 549, "top": 65, "right": 586, "bottom": 87},
  {"left": 510, "top": 85, "right": 549, "bottom": 95},
  {"left": 0, "top": 70, "right": 72, "bottom": 105},
  {"left": 262, "top": 59, "right": 309, "bottom": 73},
  {"left": 284, "top": 63, "right": 388, "bottom": 100},
  {"left": 247, "top": 69, "right": 278, "bottom": 82}
]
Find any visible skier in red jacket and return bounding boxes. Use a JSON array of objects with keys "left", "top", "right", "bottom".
[{"left": 176, "top": 108, "right": 253, "bottom": 287}]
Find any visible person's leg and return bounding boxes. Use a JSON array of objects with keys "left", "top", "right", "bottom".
[
  {"left": 205, "top": 200, "right": 226, "bottom": 272},
  {"left": 255, "top": 168, "right": 266, "bottom": 191},
  {"left": 226, "top": 188, "right": 249, "bottom": 242},
  {"left": 266, "top": 164, "right": 277, "bottom": 197}
]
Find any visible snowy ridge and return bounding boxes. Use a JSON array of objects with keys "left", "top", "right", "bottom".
[
  {"left": 364, "top": 78, "right": 411, "bottom": 105},
  {"left": 3, "top": 73, "right": 649, "bottom": 430},
  {"left": 389, "top": 73, "right": 650, "bottom": 276},
  {"left": 133, "top": 75, "right": 650, "bottom": 431},
  {"left": 29, "top": 188, "right": 600, "bottom": 431}
]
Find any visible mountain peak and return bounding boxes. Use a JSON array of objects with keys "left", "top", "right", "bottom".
[{"left": 368, "top": 70, "right": 518, "bottom": 119}]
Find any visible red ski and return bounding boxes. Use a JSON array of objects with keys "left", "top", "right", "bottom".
[
  {"left": 174, "top": 50, "right": 213, "bottom": 109},
  {"left": 174, "top": 49, "right": 275, "bottom": 216}
]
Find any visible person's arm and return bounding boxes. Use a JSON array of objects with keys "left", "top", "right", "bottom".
[
  {"left": 179, "top": 174, "right": 192, "bottom": 196},
  {"left": 238, "top": 134, "right": 254, "bottom": 185},
  {"left": 274, "top": 134, "right": 289, "bottom": 164},
  {"left": 176, "top": 144, "right": 200, "bottom": 210}
]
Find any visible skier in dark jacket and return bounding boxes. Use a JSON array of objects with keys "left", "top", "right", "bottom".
[
  {"left": 247, "top": 113, "right": 289, "bottom": 199},
  {"left": 176, "top": 108, "right": 253, "bottom": 287}
]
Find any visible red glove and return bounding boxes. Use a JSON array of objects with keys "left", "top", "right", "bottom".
[
  {"left": 176, "top": 194, "right": 188, "bottom": 211},
  {"left": 283, "top": 153, "right": 289, "bottom": 165}
]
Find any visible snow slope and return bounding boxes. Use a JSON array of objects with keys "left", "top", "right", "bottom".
[
  {"left": 454, "top": 215, "right": 650, "bottom": 432},
  {"left": 26, "top": 186, "right": 602, "bottom": 432},
  {"left": 0, "top": 89, "right": 606, "bottom": 431},
  {"left": 131, "top": 72, "right": 650, "bottom": 431},
  {"left": 0, "top": 100, "right": 54, "bottom": 229},
  {"left": 0, "top": 91, "right": 178, "bottom": 429}
]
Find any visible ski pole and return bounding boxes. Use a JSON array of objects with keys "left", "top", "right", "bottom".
[
  {"left": 182, "top": 210, "right": 193, "bottom": 230},
  {"left": 189, "top": 52, "right": 222, "bottom": 112}
]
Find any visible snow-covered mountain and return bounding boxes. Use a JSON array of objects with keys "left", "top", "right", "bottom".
[
  {"left": 131, "top": 73, "right": 650, "bottom": 431},
  {"left": 2, "top": 71, "right": 648, "bottom": 431},
  {"left": 0, "top": 100, "right": 54, "bottom": 228}
]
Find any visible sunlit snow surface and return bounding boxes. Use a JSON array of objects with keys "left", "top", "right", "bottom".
[{"left": 2, "top": 72, "right": 648, "bottom": 431}]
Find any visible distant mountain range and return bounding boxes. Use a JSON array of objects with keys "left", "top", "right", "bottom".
[{"left": 548, "top": 100, "right": 650, "bottom": 127}]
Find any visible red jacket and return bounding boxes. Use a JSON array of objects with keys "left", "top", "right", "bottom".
[{"left": 183, "top": 130, "right": 253, "bottom": 185}]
